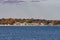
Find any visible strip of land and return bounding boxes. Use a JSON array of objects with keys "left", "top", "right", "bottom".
[{"left": 0, "top": 18, "right": 60, "bottom": 26}]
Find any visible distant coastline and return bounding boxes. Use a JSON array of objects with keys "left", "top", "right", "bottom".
[{"left": 0, "top": 18, "right": 60, "bottom": 26}]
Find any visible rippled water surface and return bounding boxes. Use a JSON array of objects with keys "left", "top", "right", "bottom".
[{"left": 0, "top": 26, "right": 60, "bottom": 40}]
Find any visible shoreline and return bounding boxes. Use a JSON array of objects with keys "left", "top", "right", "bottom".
[
  {"left": 0, "top": 18, "right": 60, "bottom": 26},
  {"left": 0, "top": 25, "right": 60, "bottom": 27}
]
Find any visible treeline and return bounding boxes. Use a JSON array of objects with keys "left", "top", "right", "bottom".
[{"left": 0, "top": 18, "right": 60, "bottom": 25}]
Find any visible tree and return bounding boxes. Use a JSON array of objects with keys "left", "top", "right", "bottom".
[{"left": 25, "top": 19, "right": 31, "bottom": 23}]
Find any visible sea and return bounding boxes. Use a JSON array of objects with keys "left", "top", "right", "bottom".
[{"left": 0, "top": 26, "right": 60, "bottom": 40}]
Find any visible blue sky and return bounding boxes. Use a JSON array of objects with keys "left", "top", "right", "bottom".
[{"left": 0, "top": 0, "right": 60, "bottom": 20}]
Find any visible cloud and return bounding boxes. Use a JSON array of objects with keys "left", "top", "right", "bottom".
[{"left": 0, "top": 0, "right": 60, "bottom": 19}]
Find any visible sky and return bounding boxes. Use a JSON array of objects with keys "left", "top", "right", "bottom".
[{"left": 0, "top": 0, "right": 60, "bottom": 20}]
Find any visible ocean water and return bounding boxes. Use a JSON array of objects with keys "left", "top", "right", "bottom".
[{"left": 0, "top": 26, "right": 60, "bottom": 40}]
